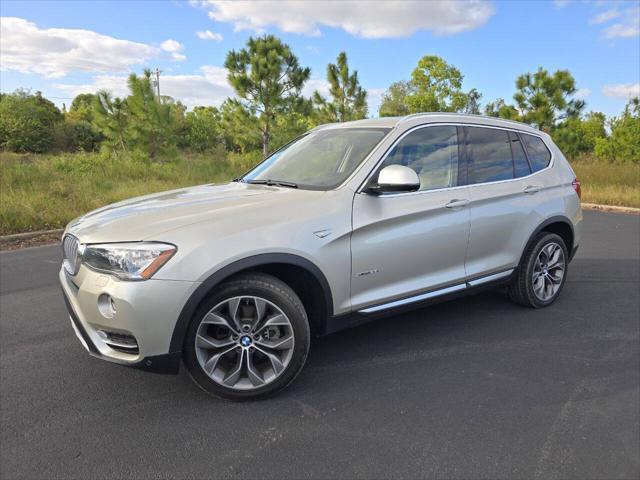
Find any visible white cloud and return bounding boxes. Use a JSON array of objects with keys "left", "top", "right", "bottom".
[
  {"left": 604, "top": 22, "right": 639, "bottom": 39},
  {"left": 161, "top": 39, "right": 186, "bottom": 61},
  {"left": 562, "top": 3, "right": 639, "bottom": 39},
  {"left": 196, "top": 29, "right": 224, "bottom": 41},
  {"left": 602, "top": 83, "right": 640, "bottom": 99},
  {"left": 0, "top": 17, "right": 158, "bottom": 78},
  {"left": 574, "top": 88, "right": 591, "bottom": 99},
  {"left": 52, "top": 65, "right": 234, "bottom": 108},
  {"left": 192, "top": 0, "right": 494, "bottom": 38},
  {"left": 160, "top": 39, "right": 182, "bottom": 52},
  {"left": 589, "top": 9, "right": 620, "bottom": 25},
  {"left": 604, "top": 6, "right": 640, "bottom": 38}
]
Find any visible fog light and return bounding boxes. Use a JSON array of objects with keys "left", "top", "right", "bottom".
[{"left": 97, "top": 293, "right": 116, "bottom": 318}]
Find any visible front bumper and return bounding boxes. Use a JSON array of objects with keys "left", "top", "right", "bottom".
[{"left": 59, "top": 265, "right": 199, "bottom": 374}]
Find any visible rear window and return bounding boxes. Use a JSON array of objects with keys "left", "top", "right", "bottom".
[
  {"left": 466, "top": 127, "right": 514, "bottom": 183},
  {"left": 521, "top": 134, "right": 551, "bottom": 172}
]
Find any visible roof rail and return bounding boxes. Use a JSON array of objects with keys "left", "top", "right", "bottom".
[{"left": 399, "top": 112, "right": 535, "bottom": 130}]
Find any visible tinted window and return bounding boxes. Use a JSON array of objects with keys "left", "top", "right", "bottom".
[
  {"left": 509, "top": 131, "right": 531, "bottom": 178},
  {"left": 467, "top": 127, "right": 514, "bottom": 183},
  {"left": 521, "top": 134, "right": 551, "bottom": 172},
  {"left": 381, "top": 126, "right": 459, "bottom": 191}
]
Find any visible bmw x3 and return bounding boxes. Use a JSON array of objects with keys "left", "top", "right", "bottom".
[{"left": 60, "top": 113, "right": 582, "bottom": 400}]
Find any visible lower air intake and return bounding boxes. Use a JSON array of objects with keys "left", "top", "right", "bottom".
[{"left": 98, "top": 330, "right": 139, "bottom": 355}]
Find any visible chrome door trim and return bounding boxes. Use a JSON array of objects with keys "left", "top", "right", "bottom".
[{"left": 357, "top": 268, "right": 515, "bottom": 314}]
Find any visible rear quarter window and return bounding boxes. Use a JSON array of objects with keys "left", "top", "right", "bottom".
[
  {"left": 521, "top": 134, "right": 552, "bottom": 172},
  {"left": 509, "top": 131, "right": 531, "bottom": 178}
]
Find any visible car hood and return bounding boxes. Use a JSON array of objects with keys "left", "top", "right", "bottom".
[{"left": 65, "top": 182, "right": 301, "bottom": 243}]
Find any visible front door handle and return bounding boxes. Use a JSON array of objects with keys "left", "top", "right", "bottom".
[
  {"left": 524, "top": 185, "right": 541, "bottom": 194},
  {"left": 445, "top": 199, "right": 469, "bottom": 208}
]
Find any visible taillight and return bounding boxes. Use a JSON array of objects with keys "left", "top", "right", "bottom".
[{"left": 572, "top": 177, "right": 581, "bottom": 199}]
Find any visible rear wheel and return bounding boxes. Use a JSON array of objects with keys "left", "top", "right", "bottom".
[
  {"left": 183, "top": 273, "right": 310, "bottom": 400},
  {"left": 509, "top": 232, "right": 568, "bottom": 308}
]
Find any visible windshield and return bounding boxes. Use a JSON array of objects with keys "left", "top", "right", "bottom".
[{"left": 242, "top": 127, "right": 390, "bottom": 190}]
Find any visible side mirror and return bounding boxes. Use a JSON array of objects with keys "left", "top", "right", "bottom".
[{"left": 367, "top": 165, "right": 420, "bottom": 194}]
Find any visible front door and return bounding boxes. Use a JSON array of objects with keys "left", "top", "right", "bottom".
[{"left": 350, "top": 125, "right": 470, "bottom": 311}]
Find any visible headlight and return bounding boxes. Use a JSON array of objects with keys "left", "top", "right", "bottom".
[{"left": 82, "top": 242, "right": 176, "bottom": 281}]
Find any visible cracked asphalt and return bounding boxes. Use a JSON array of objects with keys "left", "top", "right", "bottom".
[{"left": 1, "top": 210, "right": 638, "bottom": 479}]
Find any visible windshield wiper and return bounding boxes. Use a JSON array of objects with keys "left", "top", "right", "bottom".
[{"left": 246, "top": 179, "right": 298, "bottom": 189}]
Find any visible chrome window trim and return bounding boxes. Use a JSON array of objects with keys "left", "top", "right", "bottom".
[{"left": 356, "top": 122, "right": 555, "bottom": 197}]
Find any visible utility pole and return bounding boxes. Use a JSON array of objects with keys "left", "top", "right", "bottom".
[{"left": 152, "top": 68, "right": 162, "bottom": 99}]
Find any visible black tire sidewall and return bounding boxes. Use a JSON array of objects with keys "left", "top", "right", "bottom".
[
  {"left": 523, "top": 233, "right": 569, "bottom": 308},
  {"left": 183, "top": 274, "right": 310, "bottom": 401}
]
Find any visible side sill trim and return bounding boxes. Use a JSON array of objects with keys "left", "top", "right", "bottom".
[
  {"left": 467, "top": 269, "right": 514, "bottom": 287},
  {"left": 359, "top": 283, "right": 467, "bottom": 314},
  {"left": 358, "top": 268, "right": 514, "bottom": 315}
]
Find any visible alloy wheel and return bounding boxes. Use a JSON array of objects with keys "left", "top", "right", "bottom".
[
  {"left": 532, "top": 242, "right": 566, "bottom": 302},
  {"left": 195, "top": 296, "right": 295, "bottom": 391}
]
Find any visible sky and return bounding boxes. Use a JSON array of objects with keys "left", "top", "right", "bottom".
[{"left": 1, "top": 0, "right": 639, "bottom": 117}]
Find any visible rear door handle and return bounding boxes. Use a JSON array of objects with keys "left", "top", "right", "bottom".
[
  {"left": 445, "top": 199, "right": 469, "bottom": 208},
  {"left": 524, "top": 185, "right": 541, "bottom": 194}
]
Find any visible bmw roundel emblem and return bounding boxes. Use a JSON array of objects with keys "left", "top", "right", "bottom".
[{"left": 240, "top": 335, "right": 252, "bottom": 347}]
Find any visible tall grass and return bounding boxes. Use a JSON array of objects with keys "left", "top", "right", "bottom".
[
  {"left": 570, "top": 156, "right": 640, "bottom": 208},
  {"left": 1, "top": 151, "right": 638, "bottom": 235},
  {"left": 0, "top": 150, "right": 261, "bottom": 235}
]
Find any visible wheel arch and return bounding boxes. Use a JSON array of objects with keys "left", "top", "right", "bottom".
[
  {"left": 168, "top": 253, "right": 334, "bottom": 353},
  {"left": 517, "top": 216, "right": 575, "bottom": 268}
]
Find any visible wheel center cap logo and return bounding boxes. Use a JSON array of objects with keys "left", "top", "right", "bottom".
[{"left": 240, "top": 335, "right": 252, "bottom": 347}]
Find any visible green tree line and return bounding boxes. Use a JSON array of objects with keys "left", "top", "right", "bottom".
[{"left": 1, "top": 34, "right": 638, "bottom": 163}]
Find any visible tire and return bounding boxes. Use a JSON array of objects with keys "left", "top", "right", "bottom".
[
  {"left": 509, "top": 232, "right": 569, "bottom": 308},
  {"left": 183, "top": 272, "right": 310, "bottom": 401}
]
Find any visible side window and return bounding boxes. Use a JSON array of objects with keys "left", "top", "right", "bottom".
[
  {"left": 509, "top": 131, "right": 531, "bottom": 178},
  {"left": 521, "top": 134, "right": 551, "bottom": 172},
  {"left": 380, "top": 126, "right": 459, "bottom": 191},
  {"left": 466, "top": 127, "right": 514, "bottom": 183}
]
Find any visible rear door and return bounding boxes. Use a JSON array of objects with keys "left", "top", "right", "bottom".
[
  {"left": 350, "top": 125, "right": 471, "bottom": 311},
  {"left": 464, "top": 126, "right": 540, "bottom": 280}
]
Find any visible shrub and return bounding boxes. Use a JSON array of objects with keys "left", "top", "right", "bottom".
[
  {"left": 53, "top": 119, "right": 101, "bottom": 152},
  {"left": 0, "top": 90, "right": 63, "bottom": 153}
]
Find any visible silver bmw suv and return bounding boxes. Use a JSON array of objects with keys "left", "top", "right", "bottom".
[{"left": 60, "top": 113, "right": 582, "bottom": 400}]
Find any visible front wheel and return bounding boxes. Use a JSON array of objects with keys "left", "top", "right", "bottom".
[
  {"left": 509, "top": 232, "right": 569, "bottom": 308},
  {"left": 183, "top": 273, "right": 310, "bottom": 400}
]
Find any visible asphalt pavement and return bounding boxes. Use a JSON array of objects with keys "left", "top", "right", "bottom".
[{"left": 1, "top": 210, "right": 639, "bottom": 479}]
